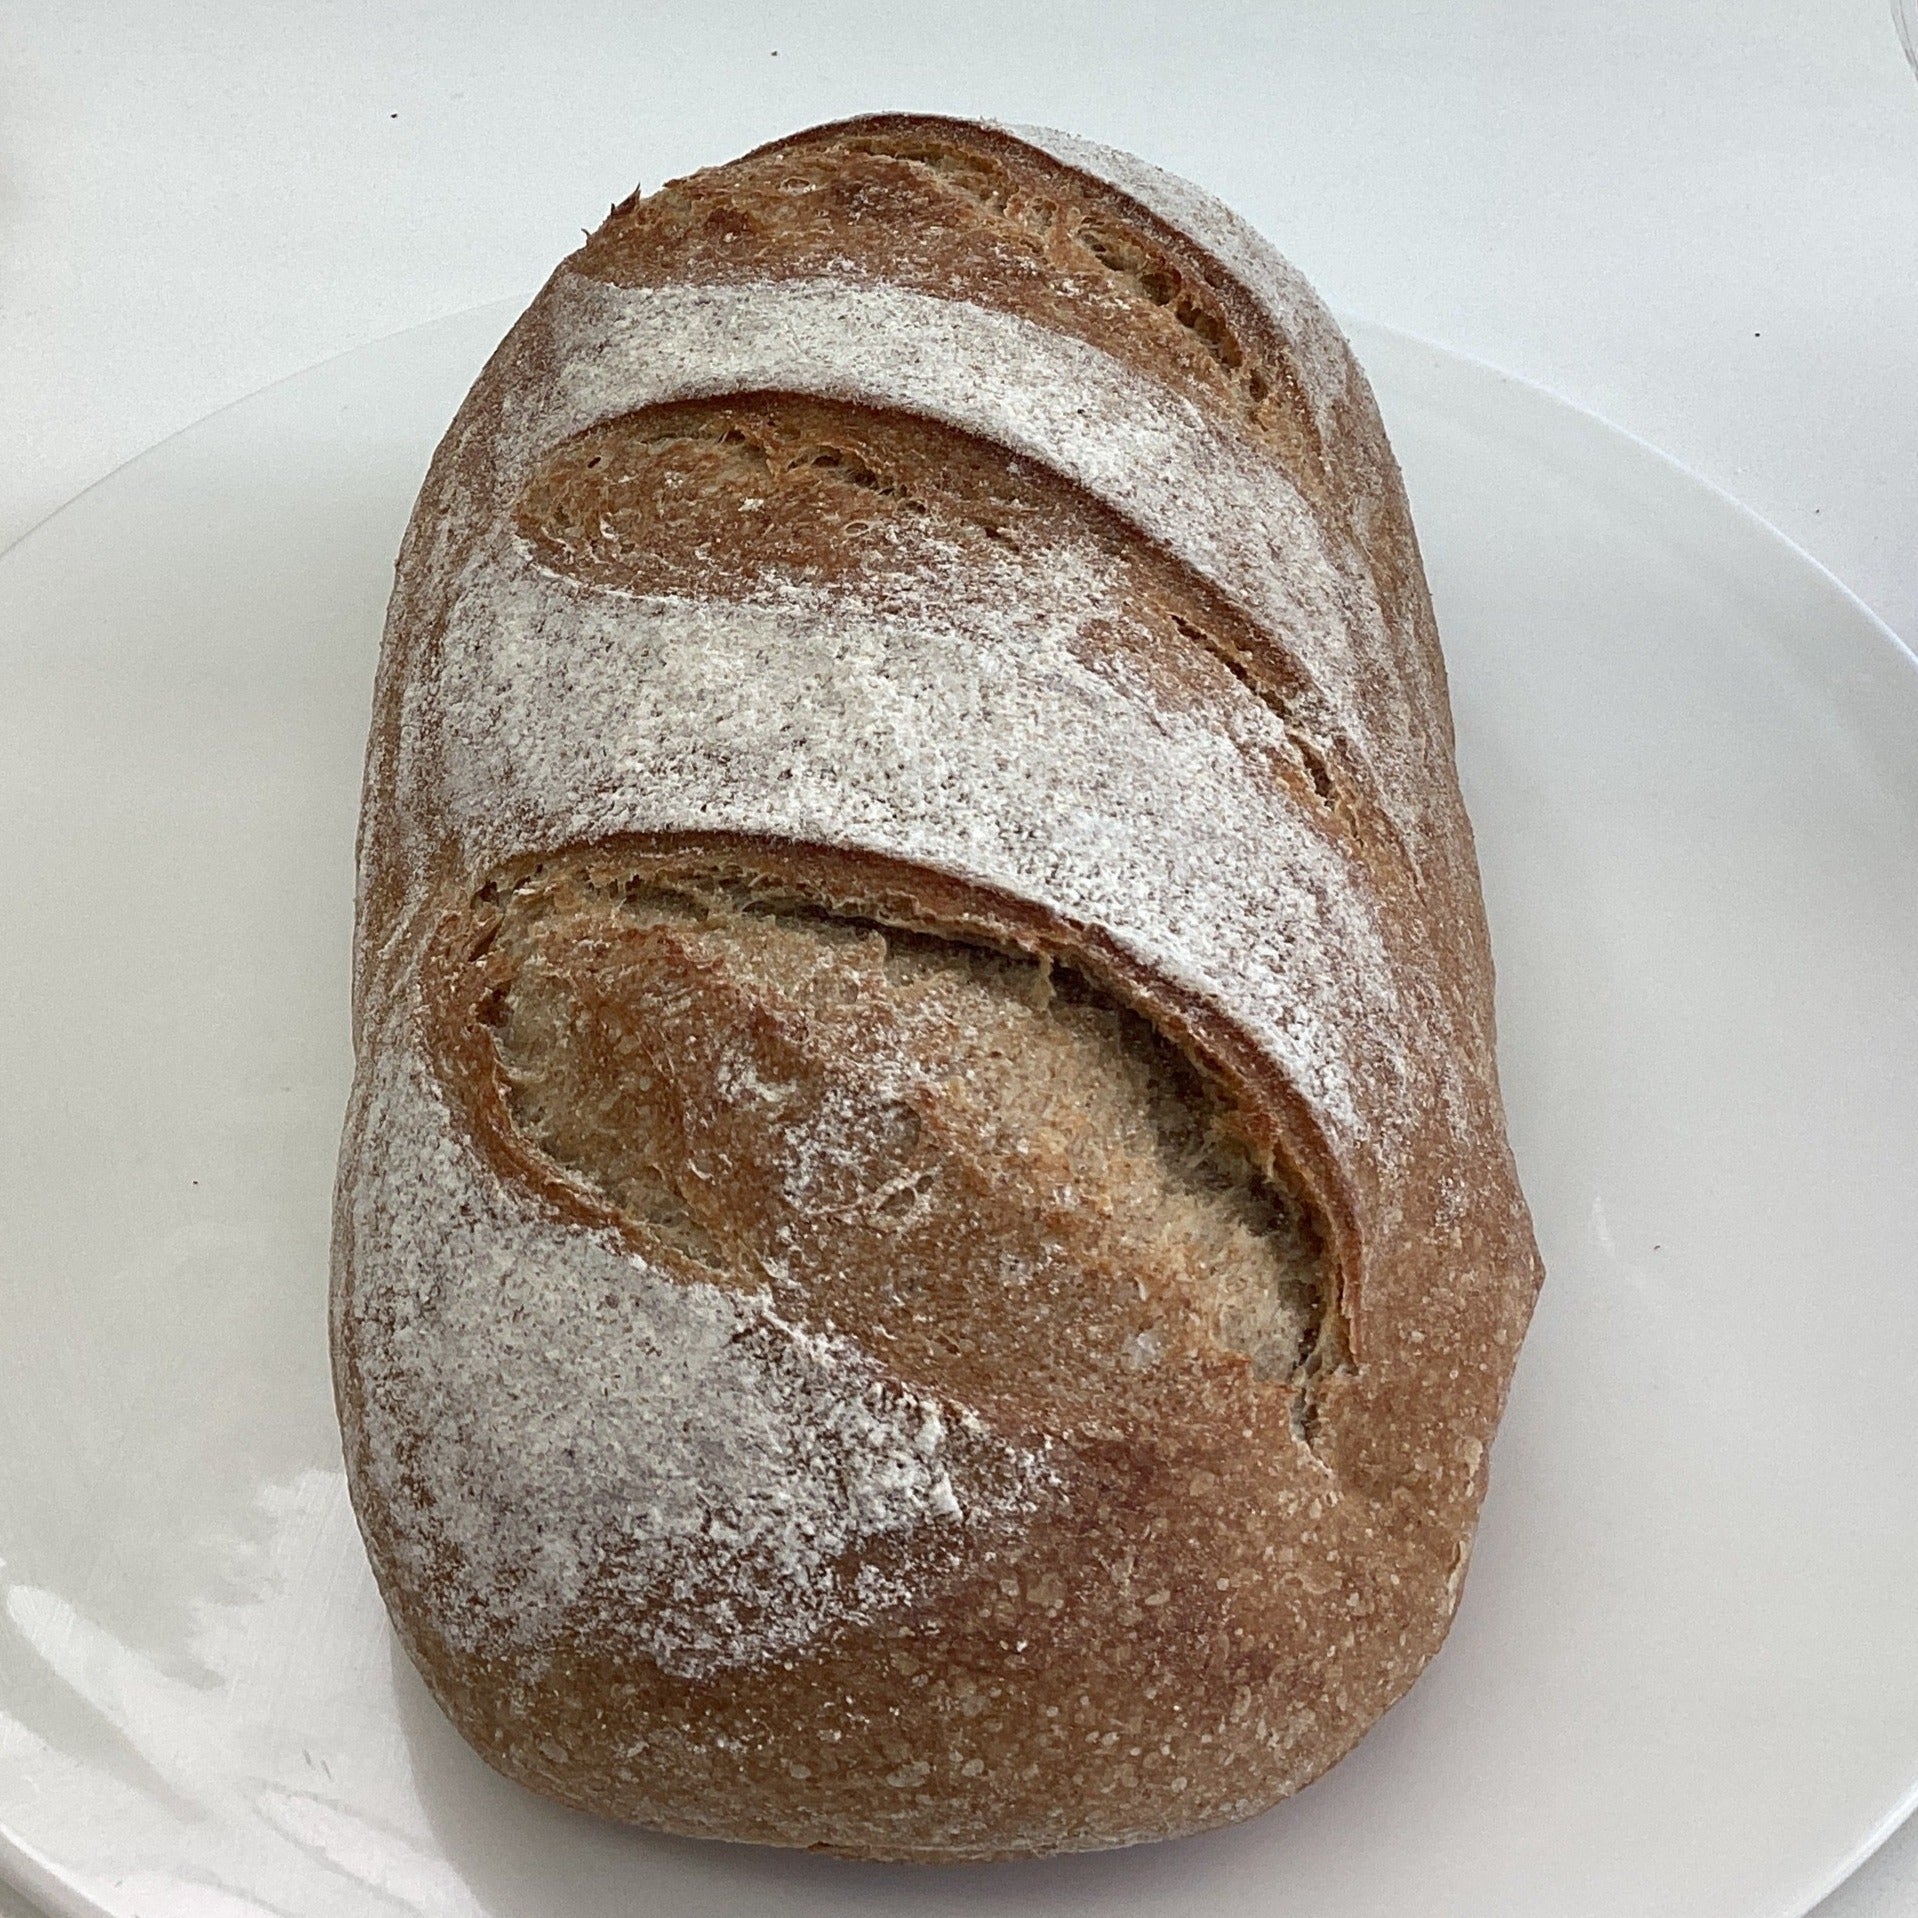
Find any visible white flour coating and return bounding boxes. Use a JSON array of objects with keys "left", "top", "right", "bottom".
[
  {"left": 431, "top": 525, "right": 1413, "bottom": 1151},
  {"left": 493, "top": 273, "right": 1434, "bottom": 826},
  {"left": 344, "top": 1003, "right": 1054, "bottom": 1680},
  {"left": 995, "top": 122, "right": 1453, "bottom": 775}
]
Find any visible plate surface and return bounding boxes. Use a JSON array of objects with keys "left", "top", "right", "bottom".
[{"left": 2, "top": 304, "right": 1915, "bottom": 1918}]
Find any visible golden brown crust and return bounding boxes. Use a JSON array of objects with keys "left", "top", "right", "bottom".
[{"left": 332, "top": 114, "right": 1544, "bottom": 1861}]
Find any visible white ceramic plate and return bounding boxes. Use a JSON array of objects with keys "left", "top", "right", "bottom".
[{"left": 2, "top": 304, "right": 1915, "bottom": 1918}]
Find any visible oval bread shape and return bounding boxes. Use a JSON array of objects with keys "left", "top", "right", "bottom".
[{"left": 332, "top": 114, "right": 1543, "bottom": 1861}]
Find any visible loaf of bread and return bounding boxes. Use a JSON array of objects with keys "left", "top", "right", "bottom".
[{"left": 332, "top": 114, "right": 1543, "bottom": 1862}]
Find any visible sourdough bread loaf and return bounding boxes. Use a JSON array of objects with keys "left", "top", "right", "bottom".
[{"left": 332, "top": 114, "right": 1543, "bottom": 1862}]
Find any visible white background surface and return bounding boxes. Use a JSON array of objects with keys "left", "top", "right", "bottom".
[{"left": 3, "top": 3, "right": 1915, "bottom": 1913}]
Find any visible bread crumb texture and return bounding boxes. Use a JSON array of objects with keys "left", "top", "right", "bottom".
[{"left": 333, "top": 114, "right": 1542, "bottom": 1858}]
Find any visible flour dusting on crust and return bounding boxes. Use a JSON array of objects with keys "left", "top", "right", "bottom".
[
  {"left": 372, "top": 272, "right": 1463, "bottom": 1164},
  {"left": 427, "top": 526, "right": 1415, "bottom": 1154},
  {"left": 342, "top": 1000, "right": 1054, "bottom": 1680},
  {"left": 510, "top": 272, "right": 1438, "bottom": 831}
]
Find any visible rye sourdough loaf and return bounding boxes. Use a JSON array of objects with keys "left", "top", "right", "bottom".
[{"left": 331, "top": 113, "right": 1544, "bottom": 1861}]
